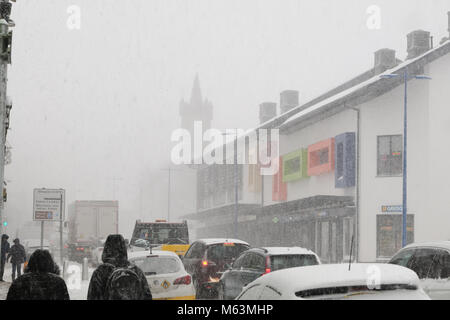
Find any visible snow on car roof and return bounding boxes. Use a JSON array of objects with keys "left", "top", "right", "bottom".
[
  {"left": 401, "top": 241, "right": 450, "bottom": 251},
  {"left": 249, "top": 263, "right": 419, "bottom": 295},
  {"left": 128, "top": 250, "right": 179, "bottom": 259},
  {"left": 198, "top": 238, "right": 250, "bottom": 246},
  {"left": 259, "top": 247, "right": 317, "bottom": 256}
]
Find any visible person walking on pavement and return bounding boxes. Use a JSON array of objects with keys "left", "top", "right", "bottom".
[
  {"left": 0, "top": 0, "right": 16, "bottom": 27},
  {"left": 0, "top": 234, "right": 10, "bottom": 281},
  {"left": 87, "top": 234, "right": 152, "bottom": 300},
  {"left": 7, "top": 238, "right": 26, "bottom": 281},
  {"left": 6, "top": 249, "right": 69, "bottom": 300}
]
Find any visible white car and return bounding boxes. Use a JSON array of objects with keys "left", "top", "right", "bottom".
[
  {"left": 389, "top": 241, "right": 450, "bottom": 300},
  {"left": 236, "top": 263, "right": 430, "bottom": 300},
  {"left": 128, "top": 250, "right": 195, "bottom": 300}
]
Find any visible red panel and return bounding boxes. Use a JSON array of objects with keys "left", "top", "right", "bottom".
[
  {"left": 272, "top": 157, "right": 287, "bottom": 201},
  {"left": 307, "top": 138, "right": 335, "bottom": 176}
]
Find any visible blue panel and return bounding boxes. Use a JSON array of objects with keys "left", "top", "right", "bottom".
[{"left": 335, "top": 132, "right": 356, "bottom": 188}]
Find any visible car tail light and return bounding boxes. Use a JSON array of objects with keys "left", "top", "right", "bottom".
[
  {"left": 173, "top": 275, "right": 191, "bottom": 285},
  {"left": 262, "top": 256, "right": 271, "bottom": 275},
  {"left": 202, "top": 260, "right": 209, "bottom": 267}
]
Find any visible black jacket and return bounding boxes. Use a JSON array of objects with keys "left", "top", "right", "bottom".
[
  {"left": 8, "top": 243, "right": 26, "bottom": 264},
  {"left": 6, "top": 272, "right": 70, "bottom": 300},
  {"left": 6, "top": 249, "right": 69, "bottom": 300},
  {"left": 87, "top": 234, "right": 152, "bottom": 300}
]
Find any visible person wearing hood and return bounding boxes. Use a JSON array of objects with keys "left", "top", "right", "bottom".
[
  {"left": 0, "top": 234, "right": 10, "bottom": 281},
  {"left": 87, "top": 234, "right": 152, "bottom": 300},
  {"left": 6, "top": 249, "right": 69, "bottom": 300},
  {"left": 7, "top": 238, "right": 26, "bottom": 281}
]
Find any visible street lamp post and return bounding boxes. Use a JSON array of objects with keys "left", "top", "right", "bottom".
[{"left": 381, "top": 68, "right": 431, "bottom": 247}]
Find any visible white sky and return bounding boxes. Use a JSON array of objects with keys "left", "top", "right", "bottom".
[{"left": 4, "top": 0, "right": 450, "bottom": 236}]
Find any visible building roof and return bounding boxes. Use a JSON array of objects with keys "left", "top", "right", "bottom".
[{"left": 280, "top": 39, "right": 450, "bottom": 133}]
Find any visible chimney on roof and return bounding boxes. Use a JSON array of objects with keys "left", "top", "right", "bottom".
[
  {"left": 407, "top": 30, "right": 431, "bottom": 60},
  {"left": 280, "top": 90, "right": 299, "bottom": 114},
  {"left": 374, "top": 48, "right": 397, "bottom": 74},
  {"left": 448, "top": 11, "right": 450, "bottom": 36},
  {"left": 439, "top": 12, "right": 450, "bottom": 45},
  {"left": 259, "top": 102, "right": 277, "bottom": 124}
]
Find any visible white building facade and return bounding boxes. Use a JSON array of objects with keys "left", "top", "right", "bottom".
[{"left": 183, "top": 17, "right": 450, "bottom": 264}]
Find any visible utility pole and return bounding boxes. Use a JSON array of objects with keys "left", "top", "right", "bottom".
[
  {"left": 0, "top": 18, "right": 12, "bottom": 235},
  {"left": 167, "top": 168, "right": 171, "bottom": 221},
  {"left": 234, "top": 129, "right": 238, "bottom": 239}
]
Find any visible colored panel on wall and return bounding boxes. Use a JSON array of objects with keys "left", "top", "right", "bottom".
[
  {"left": 272, "top": 157, "right": 287, "bottom": 201},
  {"left": 248, "top": 164, "right": 262, "bottom": 193},
  {"left": 307, "top": 138, "right": 335, "bottom": 176},
  {"left": 335, "top": 132, "right": 356, "bottom": 188},
  {"left": 282, "top": 149, "right": 308, "bottom": 182}
]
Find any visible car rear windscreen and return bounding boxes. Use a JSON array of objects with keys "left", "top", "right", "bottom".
[
  {"left": 295, "top": 284, "right": 418, "bottom": 299},
  {"left": 207, "top": 243, "right": 250, "bottom": 262},
  {"left": 271, "top": 254, "right": 319, "bottom": 271},
  {"left": 131, "top": 256, "right": 180, "bottom": 275}
]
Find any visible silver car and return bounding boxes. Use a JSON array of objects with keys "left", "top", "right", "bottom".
[{"left": 389, "top": 241, "right": 450, "bottom": 300}]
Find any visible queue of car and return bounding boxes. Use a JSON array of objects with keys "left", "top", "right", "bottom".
[{"left": 121, "top": 236, "right": 450, "bottom": 300}]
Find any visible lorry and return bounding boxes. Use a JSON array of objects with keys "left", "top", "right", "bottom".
[{"left": 67, "top": 200, "right": 119, "bottom": 262}]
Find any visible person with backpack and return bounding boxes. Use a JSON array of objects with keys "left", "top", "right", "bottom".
[
  {"left": 0, "top": 234, "right": 10, "bottom": 281},
  {"left": 6, "top": 249, "right": 70, "bottom": 300},
  {"left": 87, "top": 234, "right": 152, "bottom": 300},
  {"left": 7, "top": 238, "right": 26, "bottom": 281}
]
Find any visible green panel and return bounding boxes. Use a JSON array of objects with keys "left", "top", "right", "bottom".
[
  {"left": 301, "top": 148, "right": 309, "bottom": 178},
  {"left": 282, "top": 149, "right": 308, "bottom": 182}
]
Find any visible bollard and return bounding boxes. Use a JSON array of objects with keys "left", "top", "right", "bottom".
[
  {"left": 63, "top": 260, "right": 70, "bottom": 280},
  {"left": 82, "top": 257, "right": 89, "bottom": 281}
]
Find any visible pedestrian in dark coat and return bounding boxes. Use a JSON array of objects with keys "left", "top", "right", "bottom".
[
  {"left": 87, "top": 234, "right": 152, "bottom": 300},
  {"left": 0, "top": 234, "right": 10, "bottom": 281},
  {"left": 7, "top": 238, "right": 26, "bottom": 281},
  {"left": 6, "top": 249, "right": 70, "bottom": 300}
]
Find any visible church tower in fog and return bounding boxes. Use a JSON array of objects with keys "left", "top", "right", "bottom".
[{"left": 179, "top": 74, "right": 213, "bottom": 137}]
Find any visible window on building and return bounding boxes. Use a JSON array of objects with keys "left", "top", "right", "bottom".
[
  {"left": 377, "top": 214, "right": 414, "bottom": 259},
  {"left": 377, "top": 135, "right": 403, "bottom": 176}
]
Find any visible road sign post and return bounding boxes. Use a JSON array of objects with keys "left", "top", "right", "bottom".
[{"left": 33, "top": 188, "right": 65, "bottom": 261}]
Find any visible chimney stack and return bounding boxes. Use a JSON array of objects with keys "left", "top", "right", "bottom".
[
  {"left": 374, "top": 48, "right": 397, "bottom": 74},
  {"left": 259, "top": 102, "right": 277, "bottom": 124},
  {"left": 407, "top": 30, "right": 431, "bottom": 60},
  {"left": 280, "top": 90, "right": 299, "bottom": 114},
  {"left": 448, "top": 11, "right": 450, "bottom": 36}
]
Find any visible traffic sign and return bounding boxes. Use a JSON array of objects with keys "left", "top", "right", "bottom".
[{"left": 33, "top": 189, "right": 65, "bottom": 221}]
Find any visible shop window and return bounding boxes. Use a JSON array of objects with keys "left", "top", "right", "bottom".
[
  {"left": 335, "top": 133, "right": 356, "bottom": 188},
  {"left": 272, "top": 157, "right": 287, "bottom": 201},
  {"left": 377, "top": 214, "right": 414, "bottom": 259},
  {"left": 282, "top": 149, "right": 308, "bottom": 182},
  {"left": 377, "top": 135, "right": 403, "bottom": 176},
  {"left": 307, "top": 138, "right": 335, "bottom": 176}
]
